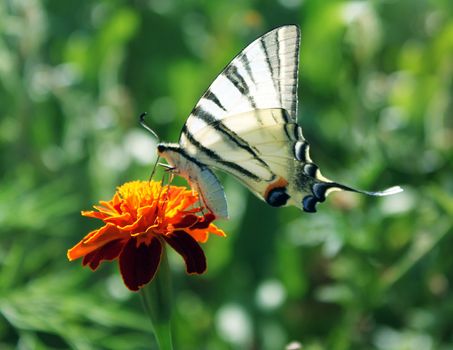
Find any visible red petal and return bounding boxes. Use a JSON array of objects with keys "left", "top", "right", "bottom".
[
  {"left": 172, "top": 214, "right": 198, "bottom": 229},
  {"left": 163, "top": 230, "right": 206, "bottom": 274},
  {"left": 119, "top": 237, "right": 162, "bottom": 291},
  {"left": 82, "top": 239, "right": 125, "bottom": 270},
  {"left": 190, "top": 213, "right": 215, "bottom": 230}
]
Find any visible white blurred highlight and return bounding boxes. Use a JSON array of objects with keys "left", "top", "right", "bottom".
[
  {"left": 256, "top": 279, "right": 286, "bottom": 311},
  {"left": 123, "top": 129, "right": 158, "bottom": 165},
  {"left": 215, "top": 304, "right": 252, "bottom": 347}
]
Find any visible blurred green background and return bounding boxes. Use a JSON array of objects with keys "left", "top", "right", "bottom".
[{"left": 1, "top": 0, "right": 452, "bottom": 349}]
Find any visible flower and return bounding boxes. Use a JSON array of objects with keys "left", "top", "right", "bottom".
[{"left": 68, "top": 180, "right": 225, "bottom": 291}]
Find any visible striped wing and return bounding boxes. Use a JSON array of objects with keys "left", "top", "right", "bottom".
[
  {"left": 180, "top": 25, "right": 300, "bottom": 141},
  {"left": 168, "top": 24, "right": 402, "bottom": 215},
  {"left": 179, "top": 108, "right": 402, "bottom": 212},
  {"left": 181, "top": 109, "right": 301, "bottom": 202}
]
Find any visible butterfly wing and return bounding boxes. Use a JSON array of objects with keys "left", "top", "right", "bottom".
[
  {"left": 180, "top": 25, "right": 300, "bottom": 139},
  {"left": 168, "top": 25, "right": 300, "bottom": 216},
  {"left": 161, "top": 25, "right": 401, "bottom": 216},
  {"left": 181, "top": 108, "right": 297, "bottom": 203},
  {"left": 181, "top": 108, "right": 402, "bottom": 212}
]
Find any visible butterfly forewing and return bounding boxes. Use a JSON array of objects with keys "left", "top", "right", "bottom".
[{"left": 181, "top": 25, "right": 300, "bottom": 138}]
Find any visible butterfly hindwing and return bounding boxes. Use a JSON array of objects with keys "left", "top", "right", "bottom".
[{"left": 180, "top": 108, "right": 330, "bottom": 211}]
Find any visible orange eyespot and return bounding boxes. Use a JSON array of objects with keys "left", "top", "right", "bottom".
[
  {"left": 264, "top": 177, "right": 289, "bottom": 199},
  {"left": 264, "top": 177, "right": 290, "bottom": 207}
]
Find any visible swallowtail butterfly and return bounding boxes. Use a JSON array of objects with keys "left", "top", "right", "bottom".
[{"left": 156, "top": 25, "right": 402, "bottom": 219}]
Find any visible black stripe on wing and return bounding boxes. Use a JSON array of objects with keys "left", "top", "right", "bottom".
[
  {"left": 181, "top": 126, "right": 262, "bottom": 181},
  {"left": 189, "top": 105, "right": 271, "bottom": 170},
  {"left": 260, "top": 26, "right": 299, "bottom": 120},
  {"left": 223, "top": 64, "right": 257, "bottom": 108},
  {"left": 275, "top": 29, "right": 282, "bottom": 107},
  {"left": 290, "top": 34, "right": 300, "bottom": 118},
  {"left": 259, "top": 37, "right": 278, "bottom": 94},
  {"left": 239, "top": 54, "right": 256, "bottom": 85},
  {"left": 204, "top": 91, "right": 227, "bottom": 112}
]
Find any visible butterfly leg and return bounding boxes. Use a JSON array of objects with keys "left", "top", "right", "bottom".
[{"left": 159, "top": 162, "right": 176, "bottom": 172}]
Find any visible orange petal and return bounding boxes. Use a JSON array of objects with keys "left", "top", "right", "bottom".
[
  {"left": 207, "top": 224, "right": 226, "bottom": 237},
  {"left": 187, "top": 229, "right": 209, "bottom": 243},
  {"left": 187, "top": 223, "right": 226, "bottom": 242},
  {"left": 137, "top": 204, "right": 159, "bottom": 227},
  {"left": 81, "top": 210, "right": 110, "bottom": 220},
  {"left": 103, "top": 212, "right": 133, "bottom": 227},
  {"left": 67, "top": 223, "right": 126, "bottom": 261},
  {"left": 93, "top": 201, "right": 118, "bottom": 214}
]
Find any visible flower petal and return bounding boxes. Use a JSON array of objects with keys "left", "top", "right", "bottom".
[
  {"left": 187, "top": 213, "right": 226, "bottom": 242},
  {"left": 67, "top": 223, "right": 125, "bottom": 261},
  {"left": 207, "top": 224, "right": 226, "bottom": 237},
  {"left": 185, "top": 229, "right": 208, "bottom": 243},
  {"left": 190, "top": 213, "right": 215, "bottom": 230},
  {"left": 81, "top": 210, "right": 110, "bottom": 220},
  {"left": 82, "top": 239, "right": 125, "bottom": 270},
  {"left": 103, "top": 212, "right": 134, "bottom": 228},
  {"left": 172, "top": 214, "right": 199, "bottom": 229},
  {"left": 119, "top": 237, "right": 162, "bottom": 291},
  {"left": 163, "top": 230, "right": 206, "bottom": 274}
]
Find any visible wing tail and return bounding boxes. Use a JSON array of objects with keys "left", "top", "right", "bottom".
[
  {"left": 302, "top": 180, "right": 403, "bottom": 213},
  {"left": 334, "top": 184, "right": 404, "bottom": 197}
]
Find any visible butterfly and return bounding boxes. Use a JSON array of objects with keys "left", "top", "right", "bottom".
[{"left": 156, "top": 25, "right": 402, "bottom": 219}]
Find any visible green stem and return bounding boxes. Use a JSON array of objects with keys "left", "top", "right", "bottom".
[{"left": 140, "top": 248, "right": 173, "bottom": 350}]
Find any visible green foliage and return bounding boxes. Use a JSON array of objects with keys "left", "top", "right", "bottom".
[{"left": 1, "top": 0, "right": 452, "bottom": 349}]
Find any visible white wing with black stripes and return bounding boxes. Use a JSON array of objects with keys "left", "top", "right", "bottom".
[
  {"left": 182, "top": 25, "right": 300, "bottom": 138},
  {"left": 156, "top": 25, "right": 402, "bottom": 219}
]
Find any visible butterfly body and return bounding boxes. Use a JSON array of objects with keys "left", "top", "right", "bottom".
[
  {"left": 157, "top": 25, "right": 402, "bottom": 219},
  {"left": 157, "top": 143, "right": 229, "bottom": 219}
]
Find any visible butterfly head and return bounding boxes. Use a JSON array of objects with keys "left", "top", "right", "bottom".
[
  {"left": 156, "top": 143, "right": 179, "bottom": 169},
  {"left": 156, "top": 143, "right": 168, "bottom": 155}
]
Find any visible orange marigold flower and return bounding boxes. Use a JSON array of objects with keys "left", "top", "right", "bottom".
[{"left": 68, "top": 180, "right": 225, "bottom": 291}]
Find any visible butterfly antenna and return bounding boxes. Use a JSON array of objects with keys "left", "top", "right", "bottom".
[{"left": 139, "top": 112, "right": 160, "bottom": 142}]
